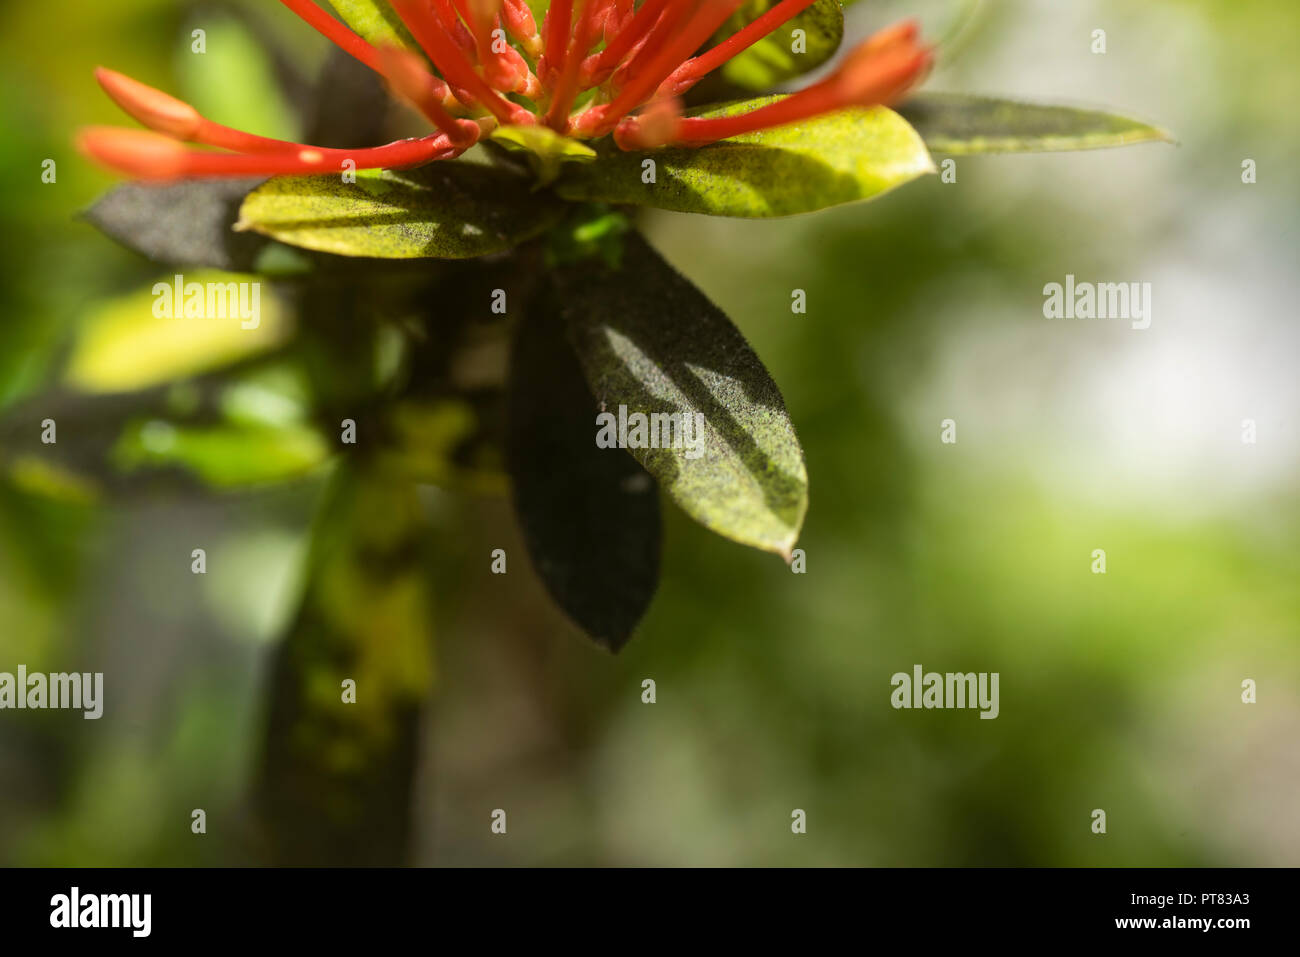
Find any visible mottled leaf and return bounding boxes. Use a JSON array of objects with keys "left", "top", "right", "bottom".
[
  {"left": 507, "top": 288, "right": 661, "bottom": 650},
  {"left": 715, "top": 0, "right": 844, "bottom": 91},
  {"left": 236, "top": 163, "right": 566, "bottom": 258},
  {"left": 556, "top": 233, "right": 806, "bottom": 557},
  {"left": 898, "top": 93, "right": 1174, "bottom": 154},
  {"left": 555, "top": 97, "right": 935, "bottom": 217}
]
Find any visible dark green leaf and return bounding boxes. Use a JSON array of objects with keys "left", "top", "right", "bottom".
[
  {"left": 556, "top": 233, "right": 807, "bottom": 557},
  {"left": 898, "top": 93, "right": 1174, "bottom": 154},
  {"left": 715, "top": 0, "right": 844, "bottom": 91},
  {"left": 84, "top": 179, "right": 271, "bottom": 271},
  {"left": 508, "top": 289, "right": 661, "bottom": 650},
  {"left": 555, "top": 97, "right": 934, "bottom": 217},
  {"left": 236, "top": 163, "right": 567, "bottom": 258}
]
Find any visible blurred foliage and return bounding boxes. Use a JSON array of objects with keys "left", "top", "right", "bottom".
[
  {"left": 255, "top": 465, "right": 435, "bottom": 864},
  {"left": 0, "top": 0, "right": 1297, "bottom": 867}
]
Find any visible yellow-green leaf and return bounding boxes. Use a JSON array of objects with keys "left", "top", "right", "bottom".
[
  {"left": 556, "top": 97, "right": 935, "bottom": 217},
  {"left": 326, "top": 0, "right": 422, "bottom": 54},
  {"left": 490, "top": 124, "right": 597, "bottom": 185},
  {"left": 715, "top": 0, "right": 844, "bottom": 91},
  {"left": 236, "top": 163, "right": 567, "bottom": 259},
  {"left": 64, "top": 272, "right": 289, "bottom": 394}
]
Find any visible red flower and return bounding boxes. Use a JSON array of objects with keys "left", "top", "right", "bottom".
[{"left": 79, "top": 0, "right": 931, "bottom": 180}]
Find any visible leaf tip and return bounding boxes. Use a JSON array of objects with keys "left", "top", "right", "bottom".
[
  {"left": 594, "top": 630, "right": 635, "bottom": 654},
  {"left": 1152, "top": 125, "right": 1179, "bottom": 147}
]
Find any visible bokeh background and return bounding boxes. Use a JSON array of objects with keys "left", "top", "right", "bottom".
[{"left": 1, "top": 0, "right": 1297, "bottom": 865}]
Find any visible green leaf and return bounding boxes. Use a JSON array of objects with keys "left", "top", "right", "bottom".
[
  {"left": 236, "top": 162, "right": 567, "bottom": 259},
  {"left": 84, "top": 180, "right": 271, "bottom": 271},
  {"left": 715, "top": 0, "right": 844, "bottom": 91},
  {"left": 555, "top": 97, "right": 935, "bottom": 217},
  {"left": 325, "top": 0, "right": 422, "bottom": 54},
  {"left": 898, "top": 93, "right": 1175, "bottom": 154},
  {"left": 489, "top": 124, "right": 597, "bottom": 185},
  {"left": 112, "top": 419, "right": 329, "bottom": 488},
  {"left": 556, "top": 233, "right": 807, "bottom": 558},
  {"left": 111, "top": 364, "right": 331, "bottom": 489},
  {"left": 507, "top": 287, "right": 661, "bottom": 650},
  {"left": 63, "top": 271, "right": 290, "bottom": 394},
  {"left": 545, "top": 207, "right": 632, "bottom": 268},
  {"left": 2, "top": 363, "right": 328, "bottom": 497}
]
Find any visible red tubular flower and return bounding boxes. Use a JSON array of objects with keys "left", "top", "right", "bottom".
[{"left": 80, "top": 0, "right": 932, "bottom": 180}]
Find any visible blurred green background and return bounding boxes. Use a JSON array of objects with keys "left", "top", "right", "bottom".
[{"left": 1, "top": 0, "right": 1297, "bottom": 866}]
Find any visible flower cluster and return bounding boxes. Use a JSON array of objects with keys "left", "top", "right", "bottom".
[{"left": 79, "top": 0, "right": 930, "bottom": 180}]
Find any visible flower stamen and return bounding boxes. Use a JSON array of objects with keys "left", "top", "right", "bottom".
[
  {"left": 597, "top": 0, "right": 743, "bottom": 135},
  {"left": 277, "top": 0, "right": 388, "bottom": 74},
  {"left": 377, "top": 46, "right": 481, "bottom": 147},
  {"left": 578, "top": 0, "right": 670, "bottom": 88},
  {"left": 83, "top": 4, "right": 932, "bottom": 180},
  {"left": 544, "top": 0, "right": 606, "bottom": 131},
  {"left": 658, "top": 0, "right": 819, "bottom": 97},
  {"left": 635, "top": 23, "right": 932, "bottom": 147},
  {"left": 392, "top": 0, "right": 533, "bottom": 125},
  {"left": 78, "top": 127, "right": 473, "bottom": 181}
]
